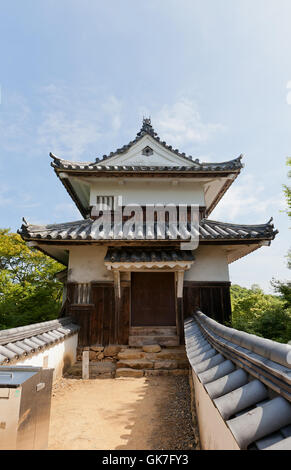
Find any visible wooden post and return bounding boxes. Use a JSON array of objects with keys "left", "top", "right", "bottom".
[
  {"left": 82, "top": 347, "right": 89, "bottom": 379},
  {"left": 113, "top": 271, "right": 121, "bottom": 344},
  {"left": 176, "top": 271, "right": 185, "bottom": 343},
  {"left": 177, "top": 271, "right": 184, "bottom": 299},
  {"left": 113, "top": 271, "right": 121, "bottom": 299}
]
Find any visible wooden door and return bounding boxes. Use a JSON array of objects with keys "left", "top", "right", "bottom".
[{"left": 131, "top": 272, "right": 176, "bottom": 326}]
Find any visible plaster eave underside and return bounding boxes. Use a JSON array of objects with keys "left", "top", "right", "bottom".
[
  {"left": 61, "top": 173, "right": 237, "bottom": 218},
  {"left": 32, "top": 241, "right": 265, "bottom": 266}
]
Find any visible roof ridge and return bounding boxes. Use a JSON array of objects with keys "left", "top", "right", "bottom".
[
  {"left": 95, "top": 119, "right": 201, "bottom": 165},
  {"left": 200, "top": 154, "right": 243, "bottom": 165},
  {"left": 49, "top": 122, "right": 244, "bottom": 170},
  {"left": 19, "top": 218, "right": 91, "bottom": 232},
  {"left": 203, "top": 218, "right": 275, "bottom": 228},
  {"left": 19, "top": 217, "right": 278, "bottom": 242}
]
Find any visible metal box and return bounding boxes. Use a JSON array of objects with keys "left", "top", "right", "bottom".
[{"left": 0, "top": 366, "right": 54, "bottom": 450}]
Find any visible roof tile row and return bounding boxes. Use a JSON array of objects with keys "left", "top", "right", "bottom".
[
  {"left": 0, "top": 318, "right": 79, "bottom": 365},
  {"left": 185, "top": 314, "right": 291, "bottom": 450},
  {"left": 104, "top": 247, "right": 195, "bottom": 263},
  {"left": 50, "top": 118, "right": 243, "bottom": 171},
  {"left": 19, "top": 218, "right": 277, "bottom": 242},
  {"left": 50, "top": 156, "right": 243, "bottom": 173}
]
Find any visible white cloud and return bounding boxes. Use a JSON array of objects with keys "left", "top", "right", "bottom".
[
  {"left": 0, "top": 85, "right": 124, "bottom": 161},
  {"left": 37, "top": 110, "right": 100, "bottom": 161},
  {"left": 153, "top": 98, "right": 225, "bottom": 147},
  {"left": 210, "top": 173, "right": 286, "bottom": 223},
  {"left": 37, "top": 87, "right": 123, "bottom": 161}
]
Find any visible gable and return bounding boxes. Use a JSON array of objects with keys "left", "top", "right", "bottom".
[{"left": 99, "top": 135, "right": 198, "bottom": 167}]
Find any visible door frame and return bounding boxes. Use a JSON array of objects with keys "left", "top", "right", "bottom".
[{"left": 112, "top": 268, "right": 186, "bottom": 342}]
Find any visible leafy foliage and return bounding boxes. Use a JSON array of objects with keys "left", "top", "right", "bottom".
[
  {"left": 230, "top": 284, "right": 291, "bottom": 343},
  {"left": 231, "top": 158, "right": 291, "bottom": 343},
  {"left": 0, "top": 229, "right": 64, "bottom": 329}
]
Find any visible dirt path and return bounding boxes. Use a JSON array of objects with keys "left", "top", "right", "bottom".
[{"left": 48, "top": 375, "right": 196, "bottom": 450}]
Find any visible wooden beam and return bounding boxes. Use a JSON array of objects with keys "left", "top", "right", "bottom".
[
  {"left": 177, "top": 271, "right": 184, "bottom": 298},
  {"left": 113, "top": 271, "right": 121, "bottom": 299}
]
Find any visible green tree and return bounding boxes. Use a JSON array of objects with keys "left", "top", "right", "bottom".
[
  {"left": 0, "top": 229, "right": 64, "bottom": 329},
  {"left": 231, "top": 284, "right": 291, "bottom": 343}
]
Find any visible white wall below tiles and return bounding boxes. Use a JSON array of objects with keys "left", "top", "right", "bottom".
[
  {"left": 14, "top": 333, "right": 78, "bottom": 382},
  {"left": 191, "top": 369, "right": 240, "bottom": 450}
]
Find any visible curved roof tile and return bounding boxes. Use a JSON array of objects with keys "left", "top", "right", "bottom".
[
  {"left": 185, "top": 312, "right": 291, "bottom": 450},
  {"left": 18, "top": 217, "right": 278, "bottom": 242},
  {"left": 0, "top": 317, "right": 79, "bottom": 365},
  {"left": 49, "top": 119, "right": 243, "bottom": 173}
]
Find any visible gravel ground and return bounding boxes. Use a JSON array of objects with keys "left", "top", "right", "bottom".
[
  {"left": 148, "top": 375, "right": 197, "bottom": 450},
  {"left": 49, "top": 375, "right": 197, "bottom": 450}
]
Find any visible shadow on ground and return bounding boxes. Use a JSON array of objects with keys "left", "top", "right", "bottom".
[{"left": 49, "top": 374, "right": 196, "bottom": 450}]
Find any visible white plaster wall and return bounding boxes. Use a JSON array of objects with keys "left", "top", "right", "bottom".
[
  {"left": 68, "top": 245, "right": 113, "bottom": 283},
  {"left": 89, "top": 180, "right": 205, "bottom": 207},
  {"left": 185, "top": 245, "right": 230, "bottom": 282},
  {"left": 14, "top": 334, "right": 78, "bottom": 382},
  {"left": 191, "top": 370, "right": 240, "bottom": 450},
  {"left": 67, "top": 244, "right": 229, "bottom": 283}
]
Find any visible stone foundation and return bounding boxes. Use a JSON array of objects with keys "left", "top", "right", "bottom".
[{"left": 68, "top": 344, "right": 190, "bottom": 378}]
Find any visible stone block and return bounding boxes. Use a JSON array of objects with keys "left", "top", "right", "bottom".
[
  {"left": 117, "top": 349, "right": 145, "bottom": 360},
  {"left": 144, "top": 369, "right": 169, "bottom": 377},
  {"left": 90, "top": 372, "right": 114, "bottom": 378},
  {"left": 104, "top": 345, "right": 123, "bottom": 356},
  {"left": 90, "top": 345, "right": 104, "bottom": 352},
  {"left": 89, "top": 351, "right": 97, "bottom": 360},
  {"left": 116, "top": 359, "right": 154, "bottom": 370},
  {"left": 154, "top": 360, "right": 177, "bottom": 370},
  {"left": 90, "top": 362, "right": 116, "bottom": 374},
  {"left": 155, "top": 349, "right": 187, "bottom": 360}
]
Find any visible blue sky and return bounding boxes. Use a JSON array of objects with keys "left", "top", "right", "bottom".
[{"left": 0, "top": 0, "right": 290, "bottom": 292}]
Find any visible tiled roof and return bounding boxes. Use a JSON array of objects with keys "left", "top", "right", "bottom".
[
  {"left": 50, "top": 118, "right": 243, "bottom": 173},
  {"left": 97, "top": 118, "right": 241, "bottom": 167},
  {"left": 185, "top": 312, "right": 291, "bottom": 450},
  {"left": 0, "top": 317, "right": 79, "bottom": 365},
  {"left": 104, "top": 247, "right": 195, "bottom": 263},
  {"left": 50, "top": 155, "right": 243, "bottom": 174},
  {"left": 18, "top": 217, "right": 278, "bottom": 242}
]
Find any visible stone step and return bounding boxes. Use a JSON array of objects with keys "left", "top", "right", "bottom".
[
  {"left": 117, "top": 359, "right": 154, "bottom": 370},
  {"left": 129, "top": 335, "right": 180, "bottom": 347},
  {"left": 65, "top": 361, "right": 116, "bottom": 378},
  {"left": 116, "top": 368, "right": 189, "bottom": 378},
  {"left": 130, "top": 326, "right": 177, "bottom": 336},
  {"left": 116, "top": 358, "right": 189, "bottom": 370},
  {"left": 117, "top": 347, "right": 187, "bottom": 361},
  {"left": 154, "top": 348, "right": 188, "bottom": 361}
]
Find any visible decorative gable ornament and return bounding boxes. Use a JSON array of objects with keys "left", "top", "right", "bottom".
[{"left": 142, "top": 146, "right": 154, "bottom": 157}]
